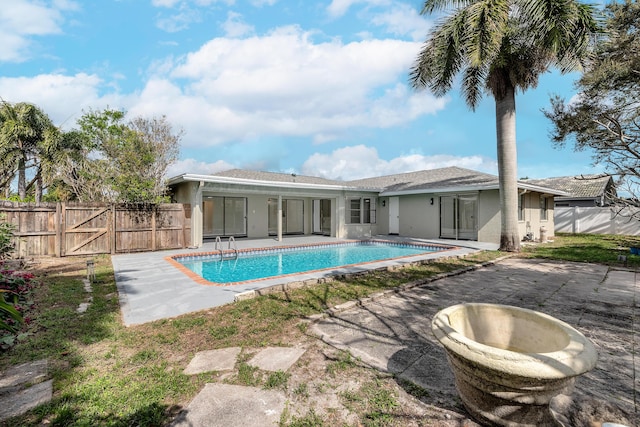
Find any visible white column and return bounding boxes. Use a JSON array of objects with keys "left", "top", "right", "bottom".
[
  {"left": 191, "top": 181, "right": 204, "bottom": 248},
  {"left": 277, "top": 195, "right": 283, "bottom": 242},
  {"left": 278, "top": 195, "right": 282, "bottom": 242}
]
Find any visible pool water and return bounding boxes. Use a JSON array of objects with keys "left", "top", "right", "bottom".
[{"left": 176, "top": 241, "right": 445, "bottom": 285}]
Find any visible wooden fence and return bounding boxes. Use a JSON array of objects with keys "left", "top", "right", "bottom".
[{"left": 0, "top": 201, "right": 191, "bottom": 257}]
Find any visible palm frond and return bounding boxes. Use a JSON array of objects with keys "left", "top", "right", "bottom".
[
  {"left": 462, "top": 66, "right": 488, "bottom": 109},
  {"left": 421, "top": 0, "right": 475, "bottom": 15},
  {"left": 464, "top": 0, "right": 509, "bottom": 67},
  {"left": 410, "top": 11, "right": 468, "bottom": 95}
]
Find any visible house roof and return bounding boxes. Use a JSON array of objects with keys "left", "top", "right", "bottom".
[
  {"left": 168, "top": 166, "right": 569, "bottom": 196},
  {"left": 524, "top": 175, "right": 613, "bottom": 199},
  {"left": 347, "top": 166, "right": 499, "bottom": 195},
  {"left": 212, "top": 169, "right": 345, "bottom": 186}
]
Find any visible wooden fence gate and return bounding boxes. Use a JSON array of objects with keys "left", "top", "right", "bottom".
[
  {"left": 0, "top": 201, "right": 191, "bottom": 257},
  {"left": 61, "top": 205, "right": 111, "bottom": 256}
]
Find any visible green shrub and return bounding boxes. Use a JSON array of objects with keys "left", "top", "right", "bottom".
[
  {"left": 0, "top": 268, "right": 36, "bottom": 350},
  {"left": 0, "top": 214, "right": 15, "bottom": 259}
]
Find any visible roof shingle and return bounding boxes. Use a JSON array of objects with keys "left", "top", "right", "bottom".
[{"left": 524, "top": 175, "right": 613, "bottom": 199}]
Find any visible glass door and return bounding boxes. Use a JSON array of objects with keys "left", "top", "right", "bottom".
[
  {"left": 224, "top": 197, "right": 247, "bottom": 236},
  {"left": 440, "top": 195, "right": 477, "bottom": 240},
  {"left": 313, "top": 199, "right": 332, "bottom": 235},
  {"left": 269, "top": 198, "right": 304, "bottom": 235},
  {"left": 440, "top": 196, "right": 456, "bottom": 239},
  {"left": 285, "top": 199, "right": 304, "bottom": 234},
  {"left": 457, "top": 195, "right": 477, "bottom": 240},
  {"left": 203, "top": 196, "right": 246, "bottom": 237}
]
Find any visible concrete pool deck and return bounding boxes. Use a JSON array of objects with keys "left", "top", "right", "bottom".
[{"left": 112, "top": 235, "right": 497, "bottom": 326}]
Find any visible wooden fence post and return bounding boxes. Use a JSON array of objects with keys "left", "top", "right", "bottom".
[
  {"left": 55, "top": 202, "right": 61, "bottom": 257},
  {"left": 111, "top": 204, "right": 116, "bottom": 255},
  {"left": 151, "top": 206, "right": 157, "bottom": 251}
]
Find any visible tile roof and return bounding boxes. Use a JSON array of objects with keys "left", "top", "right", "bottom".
[{"left": 524, "top": 175, "right": 612, "bottom": 199}]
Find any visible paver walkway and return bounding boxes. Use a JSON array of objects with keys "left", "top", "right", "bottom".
[
  {"left": 312, "top": 257, "right": 637, "bottom": 426},
  {"left": 172, "top": 346, "right": 306, "bottom": 427}
]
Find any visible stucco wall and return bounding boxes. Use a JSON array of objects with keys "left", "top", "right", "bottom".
[
  {"left": 477, "top": 190, "right": 501, "bottom": 244},
  {"left": 518, "top": 192, "right": 555, "bottom": 241},
  {"left": 397, "top": 194, "right": 440, "bottom": 238}
]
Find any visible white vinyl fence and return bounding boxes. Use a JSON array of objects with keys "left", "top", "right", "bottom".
[{"left": 555, "top": 206, "right": 640, "bottom": 235}]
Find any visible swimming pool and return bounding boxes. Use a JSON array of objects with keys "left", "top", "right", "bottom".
[{"left": 170, "top": 240, "right": 450, "bottom": 286}]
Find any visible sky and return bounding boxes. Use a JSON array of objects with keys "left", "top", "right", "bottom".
[{"left": 0, "top": 0, "right": 602, "bottom": 182}]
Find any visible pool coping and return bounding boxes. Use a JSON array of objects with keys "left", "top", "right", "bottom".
[{"left": 165, "top": 239, "right": 457, "bottom": 287}]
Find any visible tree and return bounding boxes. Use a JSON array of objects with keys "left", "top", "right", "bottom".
[
  {"left": 411, "top": 0, "right": 599, "bottom": 251},
  {"left": 545, "top": 0, "right": 640, "bottom": 210},
  {"left": 0, "top": 100, "right": 61, "bottom": 202},
  {"left": 55, "top": 109, "right": 182, "bottom": 203}
]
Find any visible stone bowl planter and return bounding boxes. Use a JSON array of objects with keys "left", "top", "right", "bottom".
[{"left": 432, "top": 303, "right": 598, "bottom": 427}]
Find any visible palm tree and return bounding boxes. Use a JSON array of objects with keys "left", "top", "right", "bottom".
[
  {"left": 0, "top": 100, "right": 60, "bottom": 201},
  {"left": 411, "top": 0, "right": 599, "bottom": 251}
]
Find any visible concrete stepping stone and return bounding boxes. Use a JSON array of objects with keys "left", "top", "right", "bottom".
[
  {"left": 0, "top": 359, "right": 52, "bottom": 422},
  {"left": 0, "top": 359, "right": 48, "bottom": 393},
  {"left": 183, "top": 347, "right": 241, "bottom": 375},
  {"left": 247, "top": 347, "right": 305, "bottom": 372},
  {"left": 171, "top": 383, "right": 285, "bottom": 427},
  {"left": 0, "top": 379, "right": 53, "bottom": 421}
]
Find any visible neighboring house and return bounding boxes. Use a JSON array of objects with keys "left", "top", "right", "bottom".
[
  {"left": 524, "top": 175, "right": 616, "bottom": 207},
  {"left": 168, "top": 166, "right": 567, "bottom": 247}
]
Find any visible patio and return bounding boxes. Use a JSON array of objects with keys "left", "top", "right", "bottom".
[{"left": 112, "top": 235, "right": 496, "bottom": 326}]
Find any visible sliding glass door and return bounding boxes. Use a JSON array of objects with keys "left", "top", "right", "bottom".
[
  {"left": 268, "top": 198, "right": 304, "bottom": 235},
  {"left": 202, "top": 196, "right": 247, "bottom": 237},
  {"left": 440, "top": 195, "right": 478, "bottom": 240},
  {"left": 312, "top": 199, "right": 332, "bottom": 235}
]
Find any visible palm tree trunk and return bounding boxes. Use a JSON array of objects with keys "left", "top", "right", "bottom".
[
  {"left": 35, "top": 171, "right": 43, "bottom": 203},
  {"left": 495, "top": 85, "right": 520, "bottom": 252},
  {"left": 18, "top": 156, "right": 26, "bottom": 201}
]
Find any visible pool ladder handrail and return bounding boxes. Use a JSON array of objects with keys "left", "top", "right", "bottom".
[
  {"left": 228, "top": 236, "right": 238, "bottom": 259},
  {"left": 213, "top": 236, "right": 223, "bottom": 260}
]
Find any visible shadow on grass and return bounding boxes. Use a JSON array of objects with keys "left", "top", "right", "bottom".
[{"left": 17, "top": 397, "right": 181, "bottom": 427}]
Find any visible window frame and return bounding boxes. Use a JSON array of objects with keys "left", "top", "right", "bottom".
[
  {"left": 346, "top": 197, "right": 376, "bottom": 224},
  {"left": 540, "top": 195, "right": 549, "bottom": 221}
]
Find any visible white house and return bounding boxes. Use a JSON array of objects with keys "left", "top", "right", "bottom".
[{"left": 168, "top": 166, "right": 567, "bottom": 247}]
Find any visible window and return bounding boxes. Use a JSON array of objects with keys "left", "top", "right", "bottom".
[
  {"left": 348, "top": 198, "right": 361, "bottom": 224},
  {"left": 540, "top": 196, "right": 548, "bottom": 221},
  {"left": 347, "top": 197, "right": 376, "bottom": 224},
  {"left": 518, "top": 193, "right": 525, "bottom": 221}
]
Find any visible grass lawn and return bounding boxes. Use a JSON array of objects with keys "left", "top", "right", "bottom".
[{"left": 0, "top": 233, "right": 636, "bottom": 426}]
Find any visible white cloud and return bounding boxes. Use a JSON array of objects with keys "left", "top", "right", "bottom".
[
  {"left": 250, "top": 0, "right": 277, "bottom": 6},
  {"left": 301, "top": 145, "right": 498, "bottom": 180},
  {"left": 370, "top": 3, "right": 430, "bottom": 42},
  {"left": 152, "top": 0, "right": 235, "bottom": 9},
  {"left": 0, "top": 73, "right": 105, "bottom": 126},
  {"left": 156, "top": 9, "right": 202, "bottom": 33},
  {"left": 139, "top": 27, "right": 445, "bottom": 148},
  {"left": 166, "top": 158, "right": 234, "bottom": 177},
  {"left": 1, "top": 24, "right": 447, "bottom": 168},
  {"left": 152, "top": 0, "right": 182, "bottom": 6},
  {"left": 0, "top": 0, "right": 78, "bottom": 62},
  {"left": 222, "top": 11, "right": 254, "bottom": 38},
  {"left": 327, "top": 0, "right": 390, "bottom": 19}
]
